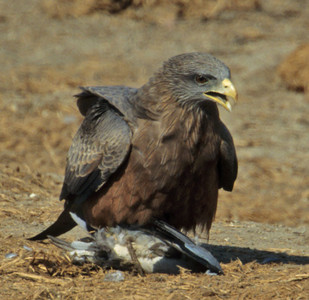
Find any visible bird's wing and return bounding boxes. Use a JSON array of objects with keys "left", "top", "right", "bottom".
[
  {"left": 76, "top": 86, "right": 138, "bottom": 119},
  {"left": 29, "top": 88, "right": 134, "bottom": 241},
  {"left": 60, "top": 97, "right": 132, "bottom": 202},
  {"left": 150, "top": 220, "right": 223, "bottom": 274},
  {"left": 218, "top": 121, "right": 238, "bottom": 191}
]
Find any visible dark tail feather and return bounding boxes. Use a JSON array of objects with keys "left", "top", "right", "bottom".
[{"left": 28, "top": 208, "right": 76, "bottom": 241}]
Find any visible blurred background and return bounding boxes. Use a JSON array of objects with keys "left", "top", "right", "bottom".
[{"left": 1, "top": 0, "right": 308, "bottom": 228}]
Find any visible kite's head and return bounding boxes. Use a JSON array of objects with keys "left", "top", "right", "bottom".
[{"left": 161, "top": 52, "right": 238, "bottom": 112}]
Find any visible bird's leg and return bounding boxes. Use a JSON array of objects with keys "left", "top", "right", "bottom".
[{"left": 126, "top": 238, "right": 145, "bottom": 276}]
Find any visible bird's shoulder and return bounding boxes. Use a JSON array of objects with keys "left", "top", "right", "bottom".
[{"left": 76, "top": 85, "right": 139, "bottom": 124}]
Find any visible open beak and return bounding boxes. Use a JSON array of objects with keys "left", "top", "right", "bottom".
[{"left": 203, "top": 78, "right": 238, "bottom": 112}]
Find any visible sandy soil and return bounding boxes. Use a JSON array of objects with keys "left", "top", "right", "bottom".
[{"left": 0, "top": 0, "right": 308, "bottom": 299}]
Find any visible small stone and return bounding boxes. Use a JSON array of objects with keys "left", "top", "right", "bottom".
[
  {"left": 23, "top": 245, "right": 33, "bottom": 251},
  {"left": 5, "top": 253, "right": 18, "bottom": 259},
  {"left": 63, "top": 115, "right": 77, "bottom": 124},
  {"left": 205, "top": 270, "right": 218, "bottom": 276},
  {"left": 104, "top": 271, "right": 125, "bottom": 282}
]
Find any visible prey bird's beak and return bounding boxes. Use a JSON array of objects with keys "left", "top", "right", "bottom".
[{"left": 203, "top": 78, "right": 238, "bottom": 112}]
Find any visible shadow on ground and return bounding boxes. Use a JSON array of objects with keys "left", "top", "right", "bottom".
[{"left": 206, "top": 244, "right": 309, "bottom": 266}]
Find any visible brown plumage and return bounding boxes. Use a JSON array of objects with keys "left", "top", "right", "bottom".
[{"left": 30, "top": 52, "right": 238, "bottom": 241}]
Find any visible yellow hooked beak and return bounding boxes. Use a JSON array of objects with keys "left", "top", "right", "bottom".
[{"left": 203, "top": 78, "right": 238, "bottom": 112}]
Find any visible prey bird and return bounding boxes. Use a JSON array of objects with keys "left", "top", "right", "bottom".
[
  {"left": 49, "top": 213, "right": 223, "bottom": 274},
  {"left": 30, "top": 53, "right": 238, "bottom": 269}
]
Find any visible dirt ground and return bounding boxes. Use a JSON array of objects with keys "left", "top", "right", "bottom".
[{"left": 0, "top": 0, "right": 308, "bottom": 299}]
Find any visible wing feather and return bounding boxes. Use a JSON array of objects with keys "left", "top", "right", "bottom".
[
  {"left": 76, "top": 86, "right": 138, "bottom": 119},
  {"left": 218, "top": 122, "right": 238, "bottom": 191},
  {"left": 60, "top": 100, "right": 132, "bottom": 201}
]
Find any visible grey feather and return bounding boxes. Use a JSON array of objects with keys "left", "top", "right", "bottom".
[
  {"left": 151, "top": 220, "right": 223, "bottom": 274},
  {"left": 76, "top": 86, "right": 138, "bottom": 121},
  {"left": 60, "top": 100, "right": 132, "bottom": 201}
]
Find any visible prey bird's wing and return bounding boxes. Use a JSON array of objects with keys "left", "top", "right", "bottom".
[{"left": 150, "top": 220, "right": 223, "bottom": 274}]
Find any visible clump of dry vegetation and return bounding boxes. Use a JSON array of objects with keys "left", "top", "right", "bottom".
[{"left": 278, "top": 43, "right": 309, "bottom": 95}]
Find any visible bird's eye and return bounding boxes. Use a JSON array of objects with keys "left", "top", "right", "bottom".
[{"left": 195, "top": 75, "right": 209, "bottom": 84}]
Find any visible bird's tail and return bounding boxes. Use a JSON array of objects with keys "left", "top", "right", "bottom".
[{"left": 28, "top": 208, "right": 76, "bottom": 241}]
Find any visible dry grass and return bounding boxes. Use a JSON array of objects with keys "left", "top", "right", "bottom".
[
  {"left": 1, "top": 245, "right": 308, "bottom": 299},
  {"left": 41, "top": 0, "right": 261, "bottom": 21},
  {"left": 0, "top": 57, "right": 137, "bottom": 96}
]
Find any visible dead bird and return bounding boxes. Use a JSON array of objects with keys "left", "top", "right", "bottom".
[{"left": 49, "top": 213, "right": 223, "bottom": 275}]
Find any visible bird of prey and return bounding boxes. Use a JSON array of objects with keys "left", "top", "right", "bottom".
[
  {"left": 30, "top": 52, "right": 238, "bottom": 245},
  {"left": 49, "top": 213, "right": 223, "bottom": 274}
]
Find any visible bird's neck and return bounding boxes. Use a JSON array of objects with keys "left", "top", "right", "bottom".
[
  {"left": 159, "top": 104, "right": 220, "bottom": 163},
  {"left": 134, "top": 82, "right": 220, "bottom": 147},
  {"left": 134, "top": 77, "right": 178, "bottom": 118}
]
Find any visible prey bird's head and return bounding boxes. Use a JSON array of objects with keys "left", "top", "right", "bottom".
[{"left": 160, "top": 52, "right": 238, "bottom": 112}]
